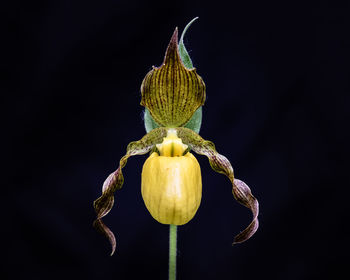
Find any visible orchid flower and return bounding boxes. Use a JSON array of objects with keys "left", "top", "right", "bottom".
[{"left": 93, "top": 24, "right": 259, "bottom": 256}]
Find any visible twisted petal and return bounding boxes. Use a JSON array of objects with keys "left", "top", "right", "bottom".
[
  {"left": 93, "top": 127, "right": 167, "bottom": 255},
  {"left": 176, "top": 127, "right": 259, "bottom": 244},
  {"left": 140, "top": 28, "right": 206, "bottom": 127}
]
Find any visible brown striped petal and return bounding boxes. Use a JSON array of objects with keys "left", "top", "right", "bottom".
[
  {"left": 176, "top": 127, "right": 259, "bottom": 244},
  {"left": 93, "top": 127, "right": 167, "bottom": 255},
  {"left": 140, "top": 28, "right": 206, "bottom": 127}
]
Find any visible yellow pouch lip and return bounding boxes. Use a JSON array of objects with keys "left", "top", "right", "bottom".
[{"left": 141, "top": 151, "right": 202, "bottom": 225}]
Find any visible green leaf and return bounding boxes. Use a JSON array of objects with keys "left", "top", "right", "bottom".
[
  {"left": 179, "top": 17, "right": 203, "bottom": 134},
  {"left": 144, "top": 108, "right": 160, "bottom": 133},
  {"left": 178, "top": 17, "right": 198, "bottom": 69},
  {"left": 184, "top": 106, "right": 202, "bottom": 134}
]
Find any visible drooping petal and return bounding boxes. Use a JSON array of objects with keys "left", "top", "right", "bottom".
[
  {"left": 176, "top": 127, "right": 259, "bottom": 244},
  {"left": 93, "top": 127, "right": 167, "bottom": 255},
  {"left": 140, "top": 28, "right": 206, "bottom": 127}
]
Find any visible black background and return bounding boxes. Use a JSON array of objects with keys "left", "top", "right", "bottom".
[{"left": 3, "top": 1, "right": 348, "bottom": 279}]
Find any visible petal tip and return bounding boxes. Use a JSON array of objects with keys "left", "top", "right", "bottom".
[
  {"left": 164, "top": 27, "right": 179, "bottom": 63},
  {"left": 93, "top": 219, "right": 117, "bottom": 256},
  {"left": 171, "top": 27, "right": 179, "bottom": 43}
]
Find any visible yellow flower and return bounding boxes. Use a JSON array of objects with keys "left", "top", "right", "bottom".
[
  {"left": 93, "top": 27, "right": 259, "bottom": 256},
  {"left": 142, "top": 130, "right": 202, "bottom": 225}
]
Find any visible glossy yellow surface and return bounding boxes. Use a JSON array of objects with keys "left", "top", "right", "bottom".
[{"left": 141, "top": 131, "right": 202, "bottom": 225}]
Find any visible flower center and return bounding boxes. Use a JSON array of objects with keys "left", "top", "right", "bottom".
[{"left": 156, "top": 129, "right": 188, "bottom": 157}]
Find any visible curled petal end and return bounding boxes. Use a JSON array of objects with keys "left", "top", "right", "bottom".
[
  {"left": 232, "top": 217, "right": 259, "bottom": 245},
  {"left": 93, "top": 219, "right": 116, "bottom": 256},
  {"left": 231, "top": 179, "right": 259, "bottom": 244}
]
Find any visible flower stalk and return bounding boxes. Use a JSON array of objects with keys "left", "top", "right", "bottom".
[{"left": 169, "top": 225, "right": 177, "bottom": 280}]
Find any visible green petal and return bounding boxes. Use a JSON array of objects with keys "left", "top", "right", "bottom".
[
  {"left": 176, "top": 127, "right": 259, "bottom": 244},
  {"left": 140, "top": 28, "right": 206, "bottom": 127},
  {"left": 93, "top": 128, "right": 167, "bottom": 255}
]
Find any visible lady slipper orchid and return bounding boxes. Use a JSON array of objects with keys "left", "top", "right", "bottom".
[{"left": 93, "top": 26, "right": 259, "bottom": 255}]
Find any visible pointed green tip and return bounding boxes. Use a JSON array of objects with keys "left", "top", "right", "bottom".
[
  {"left": 180, "top": 17, "right": 199, "bottom": 45},
  {"left": 178, "top": 17, "right": 199, "bottom": 69}
]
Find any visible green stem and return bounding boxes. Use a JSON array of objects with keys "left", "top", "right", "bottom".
[{"left": 169, "top": 225, "right": 177, "bottom": 280}]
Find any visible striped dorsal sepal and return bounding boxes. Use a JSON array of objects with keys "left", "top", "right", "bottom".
[{"left": 140, "top": 28, "right": 206, "bottom": 128}]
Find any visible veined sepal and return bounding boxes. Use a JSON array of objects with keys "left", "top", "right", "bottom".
[
  {"left": 143, "top": 17, "right": 203, "bottom": 134},
  {"left": 141, "top": 23, "right": 205, "bottom": 128}
]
